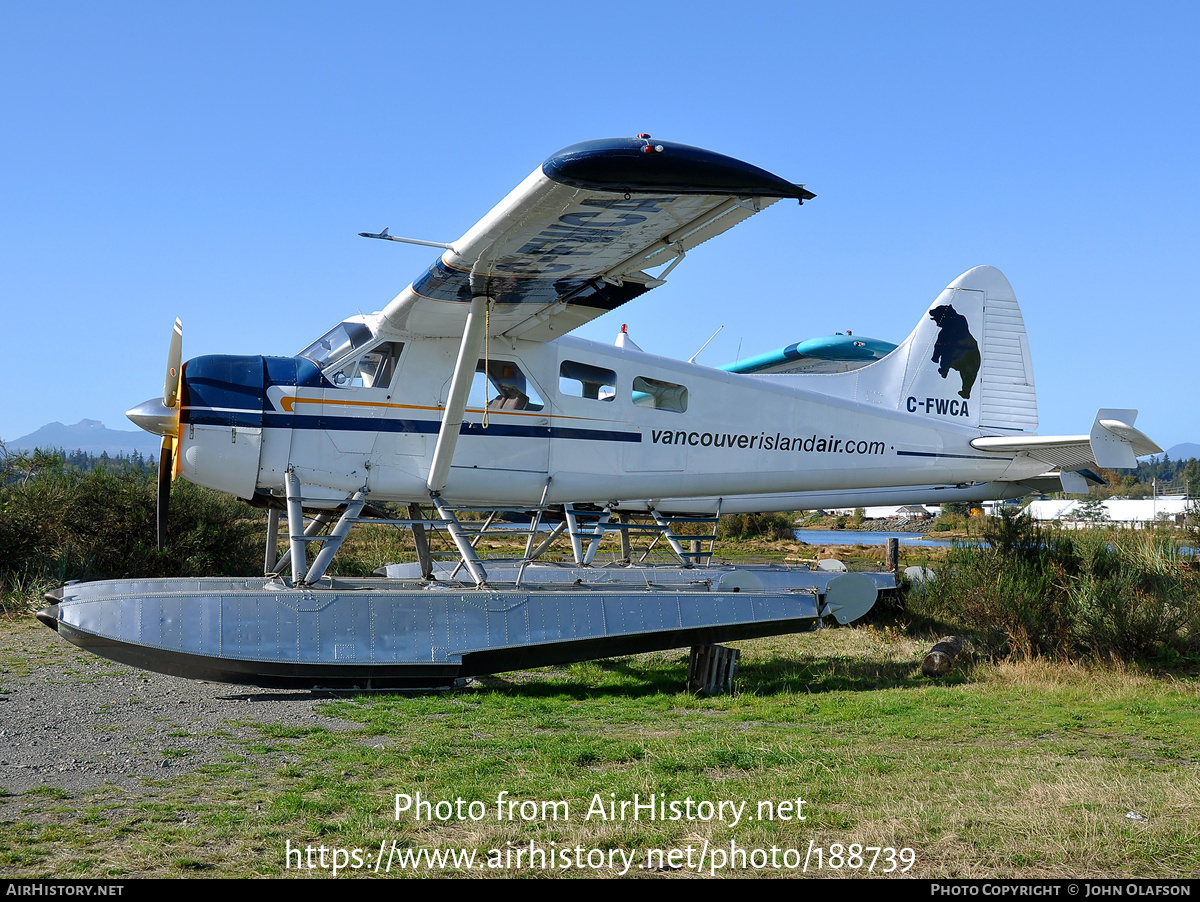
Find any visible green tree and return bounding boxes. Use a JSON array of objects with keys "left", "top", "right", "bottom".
[
  {"left": 1185, "top": 495, "right": 1200, "bottom": 556},
  {"left": 1183, "top": 458, "right": 1200, "bottom": 498},
  {"left": 1075, "top": 494, "right": 1109, "bottom": 523}
]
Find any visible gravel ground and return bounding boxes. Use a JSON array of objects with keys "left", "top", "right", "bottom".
[{"left": 0, "top": 614, "right": 357, "bottom": 798}]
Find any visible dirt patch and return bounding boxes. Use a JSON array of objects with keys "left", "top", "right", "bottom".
[{"left": 0, "top": 616, "right": 357, "bottom": 798}]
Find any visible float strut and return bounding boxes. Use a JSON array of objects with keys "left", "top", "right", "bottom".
[
  {"left": 649, "top": 508, "right": 690, "bottom": 566},
  {"left": 264, "top": 507, "right": 280, "bottom": 575},
  {"left": 516, "top": 478, "right": 552, "bottom": 588},
  {"left": 284, "top": 470, "right": 308, "bottom": 584},
  {"left": 408, "top": 502, "right": 434, "bottom": 580},
  {"left": 304, "top": 491, "right": 367, "bottom": 585},
  {"left": 430, "top": 495, "right": 487, "bottom": 587},
  {"left": 274, "top": 511, "right": 333, "bottom": 577},
  {"left": 583, "top": 505, "right": 612, "bottom": 565},
  {"left": 527, "top": 521, "right": 567, "bottom": 561},
  {"left": 564, "top": 505, "right": 585, "bottom": 565}
]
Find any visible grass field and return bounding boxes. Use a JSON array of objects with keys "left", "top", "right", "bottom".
[{"left": 2, "top": 613, "right": 1196, "bottom": 879}]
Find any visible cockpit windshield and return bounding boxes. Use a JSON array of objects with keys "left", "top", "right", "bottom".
[
  {"left": 298, "top": 321, "right": 374, "bottom": 368},
  {"left": 298, "top": 320, "right": 403, "bottom": 389}
]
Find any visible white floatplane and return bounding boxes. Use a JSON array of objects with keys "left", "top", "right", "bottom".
[{"left": 38, "top": 136, "right": 1160, "bottom": 688}]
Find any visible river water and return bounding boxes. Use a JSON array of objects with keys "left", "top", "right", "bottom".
[{"left": 793, "top": 528, "right": 957, "bottom": 547}]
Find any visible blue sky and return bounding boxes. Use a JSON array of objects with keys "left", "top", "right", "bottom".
[{"left": 2, "top": 2, "right": 1197, "bottom": 450}]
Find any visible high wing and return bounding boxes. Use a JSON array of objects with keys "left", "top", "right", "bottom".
[{"left": 376, "top": 137, "right": 813, "bottom": 341}]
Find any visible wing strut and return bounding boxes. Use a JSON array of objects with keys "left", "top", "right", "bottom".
[{"left": 427, "top": 290, "right": 490, "bottom": 494}]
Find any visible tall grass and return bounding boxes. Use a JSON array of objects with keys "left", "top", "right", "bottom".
[{"left": 910, "top": 511, "right": 1200, "bottom": 664}]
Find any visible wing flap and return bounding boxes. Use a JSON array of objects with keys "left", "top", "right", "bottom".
[{"left": 378, "top": 138, "right": 811, "bottom": 341}]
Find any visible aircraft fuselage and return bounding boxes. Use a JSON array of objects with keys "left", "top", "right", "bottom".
[{"left": 176, "top": 331, "right": 1032, "bottom": 511}]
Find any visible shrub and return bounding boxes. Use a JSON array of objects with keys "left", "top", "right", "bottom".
[
  {"left": 1069, "top": 532, "right": 1199, "bottom": 661},
  {"left": 930, "top": 512, "right": 970, "bottom": 533},
  {"left": 1, "top": 464, "right": 263, "bottom": 611},
  {"left": 909, "top": 509, "right": 1200, "bottom": 664},
  {"left": 717, "top": 512, "right": 796, "bottom": 541}
]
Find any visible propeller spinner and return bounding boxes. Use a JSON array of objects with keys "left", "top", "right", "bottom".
[{"left": 126, "top": 319, "right": 183, "bottom": 551}]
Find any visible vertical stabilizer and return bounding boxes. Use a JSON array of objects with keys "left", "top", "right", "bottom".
[{"left": 799, "top": 266, "right": 1038, "bottom": 433}]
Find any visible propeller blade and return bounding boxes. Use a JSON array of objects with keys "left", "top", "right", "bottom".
[
  {"left": 157, "top": 438, "right": 173, "bottom": 552},
  {"left": 164, "top": 318, "right": 183, "bottom": 409}
]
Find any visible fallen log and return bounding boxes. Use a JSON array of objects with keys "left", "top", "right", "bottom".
[{"left": 922, "top": 636, "right": 964, "bottom": 677}]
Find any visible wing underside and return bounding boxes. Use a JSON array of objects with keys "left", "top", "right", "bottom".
[{"left": 378, "top": 137, "right": 813, "bottom": 341}]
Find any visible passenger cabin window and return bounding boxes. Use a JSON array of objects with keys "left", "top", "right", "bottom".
[
  {"left": 559, "top": 360, "right": 616, "bottom": 401},
  {"left": 632, "top": 375, "right": 688, "bottom": 413},
  {"left": 468, "top": 359, "right": 545, "bottom": 411}
]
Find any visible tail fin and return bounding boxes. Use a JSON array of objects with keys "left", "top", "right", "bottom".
[{"left": 808, "top": 266, "right": 1038, "bottom": 432}]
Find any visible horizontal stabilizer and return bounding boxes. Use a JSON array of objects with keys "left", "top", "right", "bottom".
[
  {"left": 1090, "top": 409, "right": 1161, "bottom": 468},
  {"left": 971, "top": 409, "right": 1162, "bottom": 472}
]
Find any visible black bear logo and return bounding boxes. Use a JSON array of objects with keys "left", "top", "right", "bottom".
[{"left": 928, "top": 304, "right": 980, "bottom": 399}]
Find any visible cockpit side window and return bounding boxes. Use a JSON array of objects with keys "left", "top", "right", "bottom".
[
  {"left": 298, "top": 321, "right": 403, "bottom": 389},
  {"left": 326, "top": 341, "right": 405, "bottom": 389},
  {"left": 356, "top": 342, "right": 405, "bottom": 388},
  {"left": 300, "top": 321, "right": 408, "bottom": 388}
]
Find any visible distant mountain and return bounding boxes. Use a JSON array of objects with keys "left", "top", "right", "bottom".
[
  {"left": 1165, "top": 443, "right": 1200, "bottom": 461},
  {"left": 6, "top": 419, "right": 160, "bottom": 459}
]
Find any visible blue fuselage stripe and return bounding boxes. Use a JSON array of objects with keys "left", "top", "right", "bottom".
[
  {"left": 181, "top": 409, "right": 641, "bottom": 443},
  {"left": 896, "top": 450, "right": 999, "bottom": 460}
]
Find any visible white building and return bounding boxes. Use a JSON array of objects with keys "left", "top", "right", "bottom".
[
  {"left": 1021, "top": 497, "right": 1191, "bottom": 527},
  {"left": 820, "top": 505, "right": 932, "bottom": 519}
]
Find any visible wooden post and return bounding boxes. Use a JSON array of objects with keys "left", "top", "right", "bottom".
[
  {"left": 885, "top": 537, "right": 899, "bottom": 578},
  {"left": 688, "top": 644, "right": 741, "bottom": 694}
]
